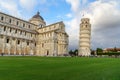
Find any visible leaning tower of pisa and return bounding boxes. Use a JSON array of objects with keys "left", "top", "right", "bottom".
[{"left": 79, "top": 18, "right": 91, "bottom": 56}]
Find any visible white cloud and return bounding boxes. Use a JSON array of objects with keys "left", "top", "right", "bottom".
[
  {"left": 0, "top": 0, "right": 21, "bottom": 17},
  {"left": 66, "top": 0, "right": 120, "bottom": 50},
  {"left": 66, "top": 13, "right": 73, "bottom": 18},
  {"left": 19, "top": 0, "right": 35, "bottom": 10},
  {"left": 66, "top": 0, "right": 80, "bottom": 12},
  {"left": 19, "top": 0, "right": 47, "bottom": 11},
  {"left": 65, "top": 18, "right": 80, "bottom": 50},
  {"left": 65, "top": 0, "right": 88, "bottom": 50},
  {"left": 93, "top": 1, "right": 120, "bottom": 28},
  {"left": 0, "top": 0, "right": 47, "bottom": 19},
  {"left": 81, "top": 0, "right": 88, "bottom": 5},
  {"left": 85, "top": 0, "right": 120, "bottom": 49}
]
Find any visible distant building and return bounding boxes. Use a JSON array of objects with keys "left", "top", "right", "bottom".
[
  {"left": 0, "top": 12, "right": 69, "bottom": 56},
  {"left": 79, "top": 18, "right": 91, "bottom": 56},
  {"left": 103, "top": 48, "right": 120, "bottom": 53}
]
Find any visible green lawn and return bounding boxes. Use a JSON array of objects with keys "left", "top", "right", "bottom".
[{"left": 0, "top": 56, "right": 120, "bottom": 80}]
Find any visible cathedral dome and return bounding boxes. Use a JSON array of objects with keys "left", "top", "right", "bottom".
[
  {"left": 32, "top": 11, "right": 44, "bottom": 21},
  {"left": 29, "top": 11, "right": 46, "bottom": 27}
]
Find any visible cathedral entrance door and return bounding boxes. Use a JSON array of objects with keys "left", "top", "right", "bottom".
[{"left": 47, "top": 50, "right": 49, "bottom": 55}]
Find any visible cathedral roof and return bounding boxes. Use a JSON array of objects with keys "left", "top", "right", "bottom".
[{"left": 32, "top": 11, "right": 44, "bottom": 21}]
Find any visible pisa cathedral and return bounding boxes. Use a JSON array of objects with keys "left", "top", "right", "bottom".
[{"left": 0, "top": 12, "right": 68, "bottom": 56}]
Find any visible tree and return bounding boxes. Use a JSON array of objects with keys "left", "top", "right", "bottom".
[
  {"left": 91, "top": 50, "right": 95, "bottom": 55},
  {"left": 114, "top": 47, "right": 117, "bottom": 52},
  {"left": 69, "top": 50, "right": 74, "bottom": 56},
  {"left": 74, "top": 49, "right": 78, "bottom": 56},
  {"left": 96, "top": 48, "right": 103, "bottom": 53},
  {"left": 69, "top": 49, "right": 78, "bottom": 56}
]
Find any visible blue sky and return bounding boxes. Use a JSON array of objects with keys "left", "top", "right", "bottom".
[
  {"left": 23, "top": 0, "right": 71, "bottom": 23},
  {"left": 0, "top": 0, "right": 120, "bottom": 50}
]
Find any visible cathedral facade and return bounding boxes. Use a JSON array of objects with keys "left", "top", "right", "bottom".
[{"left": 0, "top": 12, "right": 69, "bottom": 56}]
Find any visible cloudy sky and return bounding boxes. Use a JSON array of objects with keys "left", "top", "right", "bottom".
[{"left": 0, "top": 0, "right": 120, "bottom": 50}]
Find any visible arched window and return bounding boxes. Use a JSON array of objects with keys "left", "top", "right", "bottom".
[
  {"left": 27, "top": 42, "right": 29, "bottom": 45},
  {"left": 15, "top": 29, "right": 17, "bottom": 33},
  {"left": 4, "top": 27, "right": 6, "bottom": 31},
  {"left": 17, "top": 40, "right": 20, "bottom": 44},
  {"left": 23, "top": 23, "right": 25, "bottom": 27},
  {"left": 1, "top": 16, "right": 4, "bottom": 20},
  {"left": 42, "top": 43, "right": 44, "bottom": 47},
  {"left": 16, "top": 21, "right": 19, "bottom": 25},
  {"left": 9, "top": 19, "right": 11, "bottom": 23},
  {"left": 10, "top": 28, "right": 12, "bottom": 32},
  {"left": 6, "top": 38, "right": 9, "bottom": 43},
  {"left": 28, "top": 25, "right": 30, "bottom": 28}
]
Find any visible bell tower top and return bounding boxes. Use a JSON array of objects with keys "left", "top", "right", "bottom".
[{"left": 81, "top": 18, "right": 90, "bottom": 24}]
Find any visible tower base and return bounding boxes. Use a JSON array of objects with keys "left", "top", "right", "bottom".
[{"left": 78, "top": 49, "right": 91, "bottom": 56}]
